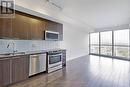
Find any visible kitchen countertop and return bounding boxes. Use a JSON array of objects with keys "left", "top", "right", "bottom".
[{"left": 0, "top": 49, "right": 66, "bottom": 59}]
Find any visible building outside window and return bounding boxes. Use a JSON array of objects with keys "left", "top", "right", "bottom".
[{"left": 90, "top": 29, "right": 130, "bottom": 60}]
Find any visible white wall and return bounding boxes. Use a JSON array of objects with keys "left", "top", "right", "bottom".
[{"left": 61, "top": 23, "right": 89, "bottom": 61}]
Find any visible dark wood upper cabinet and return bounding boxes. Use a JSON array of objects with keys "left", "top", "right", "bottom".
[
  {"left": 12, "top": 13, "right": 30, "bottom": 39},
  {"left": 29, "top": 18, "right": 45, "bottom": 40},
  {"left": 45, "top": 20, "right": 63, "bottom": 41},
  {"left": 45, "top": 21, "right": 57, "bottom": 31},
  {"left": 57, "top": 23, "right": 63, "bottom": 41},
  {"left": 12, "top": 55, "right": 29, "bottom": 83},
  {"left": 0, "top": 11, "right": 63, "bottom": 40},
  {"left": 0, "top": 18, "right": 12, "bottom": 39},
  {"left": 0, "top": 58, "right": 11, "bottom": 87},
  {"left": 11, "top": 12, "right": 46, "bottom": 40}
]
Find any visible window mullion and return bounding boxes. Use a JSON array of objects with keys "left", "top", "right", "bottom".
[
  {"left": 112, "top": 31, "right": 114, "bottom": 57},
  {"left": 99, "top": 32, "right": 101, "bottom": 55}
]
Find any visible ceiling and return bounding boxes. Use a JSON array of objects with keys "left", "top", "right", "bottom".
[
  {"left": 63, "top": 0, "right": 130, "bottom": 29},
  {"left": 16, "top": 0, "right": 130, "bottom": 29}
]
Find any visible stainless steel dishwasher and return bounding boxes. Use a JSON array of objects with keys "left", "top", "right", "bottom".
[{"left": 29, "top": 53, "right": 46, "bottom": 76}]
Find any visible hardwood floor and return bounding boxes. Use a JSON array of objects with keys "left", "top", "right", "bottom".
[{"left": 10, "top": 55, "right": 130, "bottom": 87}]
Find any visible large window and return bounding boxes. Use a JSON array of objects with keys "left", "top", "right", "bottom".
[
  {"left": 114, "top": 29, "right": 129, "bottom": 59},
  {"left": 100, "top": 31, "right": 112, "bottom": 56},
  {"left": 90, "top": 29, "right": 130, "bottom": 60},
  {"left": 90, "top": 33, "right": 99, "bottom": 54}
]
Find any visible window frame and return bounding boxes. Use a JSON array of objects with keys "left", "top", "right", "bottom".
[
  {"left": 89, "top": 32, "right": 100, "bottom": 55},
  {"left": 89, "top": 29, "right": 130, "bottom": 61}
]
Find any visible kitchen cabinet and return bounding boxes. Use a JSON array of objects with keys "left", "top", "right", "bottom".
[
  {"left": 45, "top": 21, "right": 63, "bottom": 41},
  {"left": 57, "top": 23, "right": 63, "bottom": 41},
  {"left": 45, "top": 21, "right": 57, "bottom": 31},
  {"left": 30, "top": 18, "right": 45, "bottom": 40},
  {"left": 12, "top": 12, "right": 46, "bottom": 40},
  {"left": 12, "top": 55, "right": 29, "bottom": 83},
  {"left": 0, "top": 18, "right": 12, "bottom": 39},
  {"left": 0, "top": 55, "right": 29, "bottom": 87},
  {"left": 12, "top": 13, "right": 30, "bottom": 39},
  {"left": 62, "top": 50, "right": 66, "bottom": 66},
  {"left": 0, "top": 58, "right": 11, "bottom": 87}
]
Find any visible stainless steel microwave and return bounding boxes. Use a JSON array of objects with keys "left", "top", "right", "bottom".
[{"left": 44, "top": 31, "right": 59, "bottom": 40}]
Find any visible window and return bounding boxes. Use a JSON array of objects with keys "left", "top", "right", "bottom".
[
  {"left": 90, "top": 33, "right": 99, "bottom": 54},
  {"left": 114, "top": 46, "right": 129, "bottom": 58},
  {"left": 100, "top": 46, "right": 112, "bottom": 56},
  {"left": 100, "top": 31, "right": 112, "bottom": 56},
  {"left": 90, "top": 46, "right": 99, "bottom": 54},
  {"left": 89, "top": 29, "right": 130, "bottom": 60},
  {"left": 90, "top": 33, "right": 99, "bottom": 44},
  {"left": 114, "top": 29, "right": 129, "bottom": 59}
]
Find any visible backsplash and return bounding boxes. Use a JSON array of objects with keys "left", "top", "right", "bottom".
[{"left": 0, "top": 40, "right": 61, "bottom": 54}]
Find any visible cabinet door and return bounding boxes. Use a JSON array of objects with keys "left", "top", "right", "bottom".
[
  {"left": 0, "top": 58, "right": 11, "bottom": 87},
  {"left": 45, "top": 21, "right": 58, "bottom": 31},
  {"left": 12, "top": 13, "right": 30, "bottom": 39},
  {"left": 45, "top": 21, "right": 63, "bottom": 41},
  {"left": 30, "top": 18, "right": 45, "bottom": 40},
  {"left": 57, "top": 23, "right": 63, "bottom": 41},
  {"left": 12, "top": 55, "right": 29, "bottom": 83},
  {"left": 0, "top": 18, "right": 12, "bottom": 39}
]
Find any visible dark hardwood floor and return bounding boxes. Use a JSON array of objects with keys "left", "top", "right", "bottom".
[{"left": 10, "top": 55, "right": 130, "bottom": 87}]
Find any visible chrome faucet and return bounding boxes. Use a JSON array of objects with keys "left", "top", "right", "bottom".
[{"left": 7, "top": 42, "right": 17, "bottom": 54}]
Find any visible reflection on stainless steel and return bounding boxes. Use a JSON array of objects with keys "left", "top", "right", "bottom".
[{"left": 29, "top": 54, "right": 46, "bottom": 76}]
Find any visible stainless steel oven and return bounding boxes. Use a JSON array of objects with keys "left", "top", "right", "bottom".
[{"left": 47, "top": 50, "right": 62, "bottom": 73}]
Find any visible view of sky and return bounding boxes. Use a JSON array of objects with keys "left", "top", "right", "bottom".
[{"left": 90, "top": 29, "right": 129, "bottom": 45}]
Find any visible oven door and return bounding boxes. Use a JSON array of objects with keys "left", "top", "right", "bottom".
[{"left": 48, "top": 53, "right": 62, "bottom": 68}]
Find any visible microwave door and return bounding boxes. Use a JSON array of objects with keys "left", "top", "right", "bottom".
[{"left": 45, "top": 31, "right": 59, "bottom": 40}]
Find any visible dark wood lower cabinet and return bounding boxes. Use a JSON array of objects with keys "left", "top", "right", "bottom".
[
  {"left": 0, "top": 58, "right": 11, "bottom": 87},
  {"left": 0, "top": 55, "right": 29, "bottom": 87},
  {"left": 12, "top": 55, "right": 29, "bottom": 83}
]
